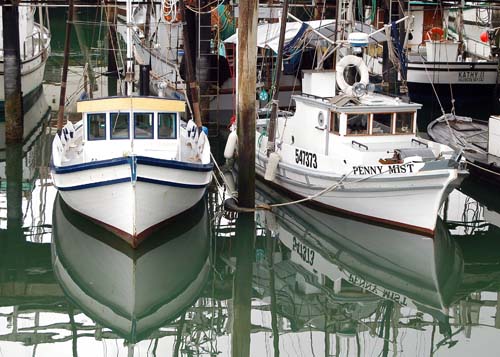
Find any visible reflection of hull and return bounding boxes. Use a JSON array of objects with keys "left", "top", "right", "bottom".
[
  {"left": 255, "top": 179, "right": 464, "bottom": 316},
  {"left": 52, "top": 194, "right": 210, "bottom": 343},
  {"left": 0, "top": 86, "right": 50, "bottom": 151}
]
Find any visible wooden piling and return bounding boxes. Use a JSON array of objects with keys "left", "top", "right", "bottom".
[
  {"left": 57, "top": 0, "right": 74, "bottom": 133},
  {"left": 236, "top": 0, "right": 258, "bottom": 208},
  {"left": 3, "top": 2, "right": 24, "bottom": 143}
]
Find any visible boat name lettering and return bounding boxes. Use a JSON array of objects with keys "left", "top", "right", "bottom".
[
  {"left": 295, "top": 149, "right": 318, "bottom": 169},
  {"left": 458, "top": 71, "right": 484, "bottom": 82},
  {"left": 292, "top": 237, "right": 315, "bottom": 266},
  {"left": 348, "top": 273, "right": 408, "bottom": 306},
  {"left": 353, "top": 163, "right": 415, "bottom": 175}
]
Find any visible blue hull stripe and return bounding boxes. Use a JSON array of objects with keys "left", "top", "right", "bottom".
[
  {"left": 52, "top": 156, "right": 213, "bottom": 175},
  {"left": 137, "top": 176, "right": 208, "bottom": 189},
  {"left": 136, "top": 156, "right": 213, "bottom": 172},
  {"left": 55, "top": 178, "right": 131, "bottom": 191},
  {"left": 55, "top": 176, "right": 207, "bottom": 191},
  {"left": 52, "top": 157, "right": 130, "bottom": 174}
]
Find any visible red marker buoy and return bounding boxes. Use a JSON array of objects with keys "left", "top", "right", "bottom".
[{"left": 480, "top": 31, "right": 489, "bottom": 43}]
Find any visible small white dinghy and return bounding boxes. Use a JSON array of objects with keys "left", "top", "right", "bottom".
[{"left": 51, "top": 96, "right": 213, "bottom": 247}]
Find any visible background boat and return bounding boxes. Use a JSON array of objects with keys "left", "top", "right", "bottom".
[{"left": 0, "top": 5, "right": 51, "bottom": 118}]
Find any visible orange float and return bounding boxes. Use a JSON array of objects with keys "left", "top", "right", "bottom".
[{"left": 426, "top": 27, "right": 444, "bottom": 41}]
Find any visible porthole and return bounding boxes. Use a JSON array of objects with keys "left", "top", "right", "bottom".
[{"left": 318, "top": 112, "right": 325, "bottom": 127}]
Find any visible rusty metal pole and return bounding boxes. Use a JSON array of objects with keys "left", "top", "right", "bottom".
[
  {"left": 236, "top": 0, "right": 258, "bottom": 208},
  {"left": 3, "top": 2, "right": 23, "bottom": 143},
  {"left": 57, "top": 0, "right": 74, "bottom": 133}
]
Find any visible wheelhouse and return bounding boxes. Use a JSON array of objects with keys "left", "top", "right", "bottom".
[
  {"left": 77, "top": 97, "right": 185, "bottom": 161},
  {"left": 78, "top": 97, "right": 184, "bottom": 142}
]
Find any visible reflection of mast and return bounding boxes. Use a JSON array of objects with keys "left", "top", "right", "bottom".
[{"left": 266, "top": 228, "right": 280, "bottom": 356}]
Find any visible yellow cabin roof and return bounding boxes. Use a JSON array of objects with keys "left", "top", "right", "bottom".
[{"left": 77, "top": 97, "right": 186, "bottom": 113}]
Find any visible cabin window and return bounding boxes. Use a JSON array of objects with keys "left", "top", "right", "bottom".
[
  {"left": 346, "top": 113, "right": 369, "bottom": 135},
  {"left": 395, "top": 112, "right": 414, "bottom": 134},
  {"left": 87, "top": 113, "right": 106, "bottom": 140},
  {"left": 134, "top": 113, "right": 154, "bottom": 139},
  {"left": 110, "top": 112, "right": 130, "bottom": 139},
  {"left": 330, "top": 112, "right": 340, "bottom": 134},
  {"left": 158, "top": 113, "right": 177, "bottom": 139},
  {"left": 372, "top": 113, "right": 393, "bottom": 134}
]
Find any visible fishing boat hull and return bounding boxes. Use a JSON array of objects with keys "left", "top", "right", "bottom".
[
  {"left": 52, "top": 156, "right": 212, "bottom": 246},
  {"left": 406, "top": 61, "right": 498, "bottom": 116},
  {"left": 256, "top": 156, "right": 460, "bottom": 235}
]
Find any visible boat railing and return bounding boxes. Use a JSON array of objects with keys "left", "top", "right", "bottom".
[
  {"left": 301, "top": 92, "right": 333, "bottom": 103},
  {"left": 411, "top": 138, "right": 429, "bottom": 148},
  {"left": 352, "top": 140, "right": 368, "bottom": 151}
]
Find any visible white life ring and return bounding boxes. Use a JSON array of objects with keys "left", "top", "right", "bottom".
[{"left": 336, "top": 55, "right": 369, "bottom": 96}]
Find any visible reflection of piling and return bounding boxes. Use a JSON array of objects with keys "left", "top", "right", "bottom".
[
  {"left": 3, "top": 3, "right": 23, "bottom": 143},
  {"left": 232, "top": 213, "right": 255, "bottom": 357},
  {"left": 57, "top": 0, "right": 74, "bottom": 133},
  {"left": 6, "top": 144, "right": 23, "bottom": 241},
  {"left": 236, "top": 0, "right": 258, "bottom": 208}
]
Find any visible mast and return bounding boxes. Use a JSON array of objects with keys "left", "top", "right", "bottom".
[
  {"left": 56, "top": 0, "right": 74, "bottom": 133},
  {"left": 179, "top": 0, "right": 203, "bottom": 128},
  {"left": 125, "top": 0, "right": 134, "bottom": 96},
  {"left": 266, "top": 0, "right": 289, "bottom": 156}
]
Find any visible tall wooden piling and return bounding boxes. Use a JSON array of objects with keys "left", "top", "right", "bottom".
[
  {"left": 236, "top": 0, "right": 258, "bottom": 208},
  {"left": 57, "top": 0, "right": 74, "bottom": 133},
  {"left": 3, "top": 2, "right": 23, "bottom": 143}
]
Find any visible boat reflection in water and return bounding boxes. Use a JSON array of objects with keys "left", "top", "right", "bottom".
[
  {"left": 253, "top": 181, "right": 465, "bottom": 351},
  {"left": 51, "top": 194, "right": 210, "bottom": 343}
]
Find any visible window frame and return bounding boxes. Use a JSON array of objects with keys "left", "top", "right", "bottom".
[
  {"left": 110, "top": 112, "right": 131, "bottom": 140},
  {"left": 133, "top": 112, "right": 155, "bottom": 139},
  {"left": 345, "top": 112, "right": 370, "bottom": 136},
  {"left": 371, "top": 112, "right": 395, "bottom": 135},
  {"left": 394, "top": 111, "right": 416, "bottom": 135},
  {"left": 157, "top": 112, "right": 178, "bottom": 139},
  {"left": 87, "top": 113, "right": 107, "bottom": 141}
]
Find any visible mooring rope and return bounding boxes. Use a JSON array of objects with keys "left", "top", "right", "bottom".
[{"left": 212, "top": 155, "right": 410, "bottom": 213}]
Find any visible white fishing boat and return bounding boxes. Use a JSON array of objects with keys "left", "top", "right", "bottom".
[
  {"left": 226, "top": 31, "right": 466, "bottom": 236},
  {"left": 52, "top": 194, "right": 210, "bottom": 343},
  {"left": 361, "top": 2, "right": 499, "bottom": 115},
  {"left": 51, "top": 1, "right": 212, "bottom": 247},
  {"left": 0, "top": 5, "right": 51, "bottom": 142},
  {"left": 51, "top": 96, "right": 212, "bottom": 247}
]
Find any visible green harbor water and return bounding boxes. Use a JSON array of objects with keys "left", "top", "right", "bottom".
[{"left": 1, "top": 7, "right": 500, "bottom": 357}]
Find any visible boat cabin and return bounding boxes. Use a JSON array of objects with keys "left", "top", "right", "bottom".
[{"left": 76, "top": 97, "right": 185, "bottom": 161}]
